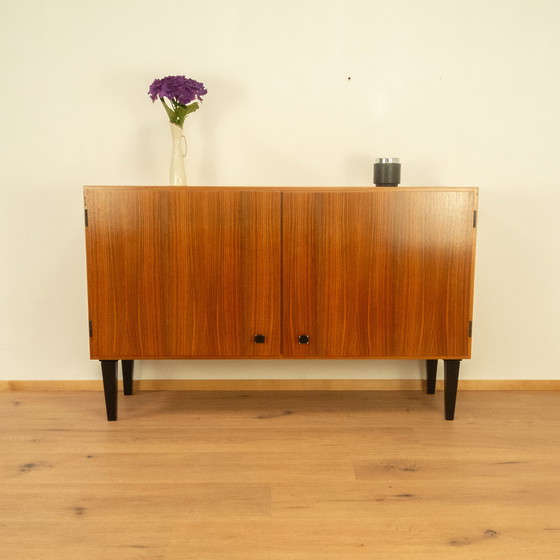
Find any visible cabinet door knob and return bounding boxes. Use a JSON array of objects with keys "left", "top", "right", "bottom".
[
  {"left": 298, "top": 334, "right": 310, "bottom": 345},
  {"left": 254, "top": 334, "right": 266, "bottom": 344}
]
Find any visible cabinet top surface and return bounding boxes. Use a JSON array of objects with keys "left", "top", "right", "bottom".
[{"left": 84, "top": 186, "right": 478, "bottom": 193}]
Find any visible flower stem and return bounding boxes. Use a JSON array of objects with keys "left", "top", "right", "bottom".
[{"left": 160, "top": 99, "right": 179, "bottom": 125}]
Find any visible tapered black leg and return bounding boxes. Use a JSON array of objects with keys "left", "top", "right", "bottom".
[
  {"left": 122, "top": 360, "right": 134, "bottom": 396},
  {"left": 444, "top": 359, "right": 461, "bottom": 421},
  {"left": 426, "top": 360, "right": 438, "bottom": 394},
  {"left": 100, "top": 360, "right": 118, "bottom": 421}
]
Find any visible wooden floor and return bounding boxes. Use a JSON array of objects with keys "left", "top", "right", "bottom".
[{"left": 1, "top": 389, "right": 560, "bottom": 559}]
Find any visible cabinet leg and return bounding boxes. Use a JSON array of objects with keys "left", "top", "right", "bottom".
[
  {"left": 122, "top": 360, "right": 134, "bottom": 396},
  {"left": 426, "top": 360, "right": 438, "bottom": 394},
  {"left": 100, "top": 360, "right": 118, "bottom": 421},
  {"left": 443, "top": 360, "right": 461, "bottom": 421}
]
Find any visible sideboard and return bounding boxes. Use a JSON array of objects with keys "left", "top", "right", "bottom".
[{"left": 84, "top": 186, "right": 478, "bottom": 421}]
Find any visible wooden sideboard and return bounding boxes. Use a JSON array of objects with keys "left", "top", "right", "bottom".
[{"left": 84, "top": 186, "right": 478, "bottom": 420}]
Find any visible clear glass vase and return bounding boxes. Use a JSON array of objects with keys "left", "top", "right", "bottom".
[{"left": 169, "top": 123, "right": 187, "bottom": 185}]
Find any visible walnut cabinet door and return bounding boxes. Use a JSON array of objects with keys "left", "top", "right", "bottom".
[
  {"left": 85, "top": 187, "right": 281, "bottom": 358},
  {"left": 282, "top": 189, "right": 477, "bottom": 358}
]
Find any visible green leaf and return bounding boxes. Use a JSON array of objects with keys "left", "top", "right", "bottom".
[
  {"left": 160, "top": 99, "right": 179, "bottom": 124},
  {"left": 185, "top": 102, "right": 200, "bottom": 116},
  {"left": 158, "top": 99, "right": 200, "bottom": 127},
  {"left": 175, "top": 102, "right": 200, "bottom": 127}
]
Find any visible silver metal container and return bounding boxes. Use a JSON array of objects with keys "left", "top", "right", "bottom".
[{"left": 374, "top": 157, "right": 401, "bottom": 186}]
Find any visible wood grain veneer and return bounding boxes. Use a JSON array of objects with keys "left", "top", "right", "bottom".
[
  {"left": 85, "top": 187, "right": 281, "bottom": 358},
  {"left": 282, "top": 189, "right": 477, "bottom": 358},
  {"left": 85, "top": 186, "right": 477, "bottom": 359}
]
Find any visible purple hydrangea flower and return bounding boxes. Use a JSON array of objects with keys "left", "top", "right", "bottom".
[{"left": 148, "top": 75, "right": 207, "bottom": 127}]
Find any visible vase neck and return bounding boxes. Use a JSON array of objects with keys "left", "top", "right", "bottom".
[{"left": 170, "top": 122, "right": 184, "bottom": 139}]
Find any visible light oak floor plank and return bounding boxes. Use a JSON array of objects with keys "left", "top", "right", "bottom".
[{"left": 1, "top": 390, "right": 559, "bottom": 559}]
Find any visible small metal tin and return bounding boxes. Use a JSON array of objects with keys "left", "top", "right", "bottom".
[{"left": 374, "top": 157, "right": 401, "bottom": 186}]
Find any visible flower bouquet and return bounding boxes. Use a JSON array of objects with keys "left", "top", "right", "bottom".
[{"left": 148, "top": 75, "right": 207, "bottom": 185}]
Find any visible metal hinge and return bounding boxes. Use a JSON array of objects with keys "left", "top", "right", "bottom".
[
  {"left": 473, "top": 210, "right": 478, "bottom": 228},
  {"left": 84, "top": 208, "right": 89, "bottom": 227},
  {"left": 468, "top": 321, "right": 473, "bottom": 338},
  {"left": 89, "top": 320, "right": 93, "bottom": 338}
]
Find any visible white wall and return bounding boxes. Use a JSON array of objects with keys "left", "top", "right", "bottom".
[{"left": 1, "top": 0, "right": 559, "bottom": 382}]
